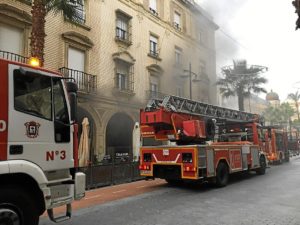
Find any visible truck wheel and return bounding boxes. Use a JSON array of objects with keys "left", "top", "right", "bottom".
[
  {"left": 256, "top": 156, "right": 266, "bottom": 175},
  {"left": 215, "top": 162, "right": 229, "bottom": 187},
  {"left": 0, "top": 187, "right": 39, "bottom": 225},
  {"left": 285, "top": 152, "right": 290, "bottom": 162}
]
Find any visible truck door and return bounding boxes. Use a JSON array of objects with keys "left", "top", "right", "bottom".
[{"left": 7, "top": 64, "right": 73, "bottom": 171}]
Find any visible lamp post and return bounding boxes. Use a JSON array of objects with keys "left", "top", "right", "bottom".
[{"left": 181, "top": 63, "right": 199, "bottom": 100}]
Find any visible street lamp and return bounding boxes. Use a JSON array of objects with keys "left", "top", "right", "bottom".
[{"left": 181, "top": 63, "right": 201, "bottom": 100}]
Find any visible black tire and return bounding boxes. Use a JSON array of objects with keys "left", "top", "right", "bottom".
[
  {"left": 285, "top": 152, "right": 290, "bottom": 162},
  {"left": 215, "top": 162, "right": 229, "bottom": 187},
  {"left": 256, "top": 156, "right": 266, "bottom": 175},
  {"left": 0, "top": 187, "right": 39, "bottom": 225}
]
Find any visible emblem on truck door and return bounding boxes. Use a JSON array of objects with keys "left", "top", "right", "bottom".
[{"left": 24, "top": 121, "right": 40, "bottom": 138}]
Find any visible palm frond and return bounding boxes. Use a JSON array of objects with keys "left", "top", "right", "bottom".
[
  {"left": 219, "top": 87, "right": 235, "bottom": 98},
  {"left": 45, "top": 0, "right": 78, "bottom": 21},
  {"left": 251, "top": 87, "right": 267, "bottom": 94}
]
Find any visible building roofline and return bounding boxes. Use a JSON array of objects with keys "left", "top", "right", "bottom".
[{"left": 177, "top": 0, "right": 219, "bottom": 30}]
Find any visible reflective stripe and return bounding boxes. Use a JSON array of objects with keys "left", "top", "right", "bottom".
[{"left": 0, "top": 59, "right": 8, "bottom": 160}]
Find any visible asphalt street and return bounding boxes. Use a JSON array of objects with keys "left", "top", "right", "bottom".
[{"left": 41, "top": 157, "right": 300, "bottom": 225}]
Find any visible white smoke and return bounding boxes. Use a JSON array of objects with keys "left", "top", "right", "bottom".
[{"left": 196, "top": 0, "right": 250, "bottom": 70}]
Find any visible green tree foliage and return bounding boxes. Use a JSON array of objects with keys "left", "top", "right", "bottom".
[
  {"left": 287, "top": 91, "right": 300, "bottom": 121},
  {"left": 217, "top": 60, "right": 268, "bottom": 111},
  {"left": 30, "top": 0, "right": 80, "bottom": 66},
  {"left": 263, "top": 103, "right": 295, "bottom": 126}
]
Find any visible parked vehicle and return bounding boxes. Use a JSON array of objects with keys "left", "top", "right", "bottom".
[
  {"left": 0, "top": 57, "right": 85, "bottom": 225},
  {"left": 262, "top": 127, "right": 289, "bottom": 164},
  {"left": 139, "top": 95, "right": 267, "bottom": 187}
]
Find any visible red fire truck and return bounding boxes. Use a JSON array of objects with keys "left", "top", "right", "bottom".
[
  {"left": 261, "top": 127, "right": 289, "bottom": 164},
  {"left": 139, "top": 95, "right": 267, "bottom": 187},
  {"left": 0, "top": 57, "right": 85, "bottom": 225}
]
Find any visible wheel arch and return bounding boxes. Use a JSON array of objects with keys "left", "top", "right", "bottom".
[
  {"left": 259, "top": 152, "right": 267, "bottom": 162},
  {"left": 216, "top": 158, "right": 230, "bottom": 171},
  {"left": 0, "top": 173, "right": 45, "bottom": 215},
  {"left": 0, "top": 161, "right": 48, "bottom": 216},
  {"left": 7, "top": 160, "right": 48, "bottom": 184}
]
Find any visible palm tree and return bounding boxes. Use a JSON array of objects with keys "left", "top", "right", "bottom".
[
  {"left": 279, "top": 103, "right": 295, "bottom": 125},
  {"left": 263, "top": 103, "right": 295, "bottom": 125},
  {"left": 287, "top": 91, "right": 300, "bottom": 120},
  {"left": 217, "top": 60, "right": 268, "bottom": 111},
  {"left": 263, "top": 106, "right": 281, "bottom": 125},
  {"left": 30, "top": 0, "right": 79, "bottom": 66},
  {"left": 263, "top": 103, "right": 294, "bottom": 126}
]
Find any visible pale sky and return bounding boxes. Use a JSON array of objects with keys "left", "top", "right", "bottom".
[{"left": 196, "top": 0, "right": 300, "bottom": 102}]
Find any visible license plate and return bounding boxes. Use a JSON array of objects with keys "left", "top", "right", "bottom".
[
  {"left": 141, "top": 170, "right": 152, "bottom": 175},
  {"left": 163, "top": 149, "right": 169, "bottom": 156}
]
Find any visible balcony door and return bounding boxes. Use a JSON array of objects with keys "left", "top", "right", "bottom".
[
  {"left": 67, "top": 47, "right": 85, "bottom": 89},
  {"left": 0, "top": 23, "right": 23, "bottom": 55}
]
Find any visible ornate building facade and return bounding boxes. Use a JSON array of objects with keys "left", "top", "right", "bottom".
[{"left": 0, "top": 0, "right": 218, "bottom": 163}]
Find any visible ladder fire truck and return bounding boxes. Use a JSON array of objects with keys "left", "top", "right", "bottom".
[
  {"left": 139, "top": 95, "right": 267, "bottom": 187},
  {"left": 261, "top": 127, "right": 289, "bottom": 164},
  {"left": 0, "top": 57, "right": 85, "bottom": 225}
]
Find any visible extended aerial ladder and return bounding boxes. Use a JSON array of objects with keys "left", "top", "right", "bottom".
[
  {"left": 146, "top": 95, "right": 261, "bottom": 122},
  {"left": 141, "top": 95, "right": 262, "bottom": 144}
]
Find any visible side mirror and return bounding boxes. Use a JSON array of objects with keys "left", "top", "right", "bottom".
[
  {"left": 66, "top": 81, "right": 78, "bottom": 93},
  {"left": 66, "top": 81, "right": 78, "bottom": 122}
]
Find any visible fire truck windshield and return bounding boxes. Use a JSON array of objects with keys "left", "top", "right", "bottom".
[{"left": 14, "top": 69, "right": 52, "bottom": 120}]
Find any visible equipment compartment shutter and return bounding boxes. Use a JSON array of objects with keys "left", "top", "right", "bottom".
[
  {"left": 206, "top": 149, "right": 215, "bottom": 177},
  {"left": 251, "top": 147, "right": 259, "bottom": 168}
]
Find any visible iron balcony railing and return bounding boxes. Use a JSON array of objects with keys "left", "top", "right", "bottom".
[
  {"left": 115, "top": 27, "right": 132, "bottom": 44},
  {"left": 173, "top": 22, "right": 182, "bottom": 31},
  {"left": 59, "top": 67, "right": 97, "bottom": 93},
  {"left": 114, "top": 74, "right": 134, "bottom": 93},
  {"left": 0, "top": 50, "right": 28, "bottom": 64},
  {"left": 146, "top": 90, "right": 167, "bottom": 100},
  {"left": 149, "top": 7, "right": 158, "bottom": 16},
  {"left": 149, "top": 50, "right": 159, "bottom": 58}
]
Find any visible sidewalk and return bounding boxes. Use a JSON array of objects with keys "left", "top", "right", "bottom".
[{"left": 45, "top": 179, "right": 166, "bottom": 216}]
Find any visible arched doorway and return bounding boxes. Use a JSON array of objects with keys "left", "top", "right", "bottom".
[{"left": 106, "top": 113, "right": 134, "bottom": 160}]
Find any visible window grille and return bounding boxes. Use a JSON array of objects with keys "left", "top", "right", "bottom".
[
  {"left": 174, "top": 12, "right": 181, "bottom": 30},
  {"left": 115, "top": 13, "right": 132, "bottom": 44},
  {"left": 149, "top": 35, "right": 158, "bottom": 57},
  {"left": 114, "top": 61, "right": 134, "bottom": 92},
  {"left": 67, "top": 0, "right": 85, "bottom": 24},
  {"left": 149, "top": 0, "right": 158, "bottom": 16}
]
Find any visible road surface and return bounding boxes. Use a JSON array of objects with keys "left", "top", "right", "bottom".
[{"left": 41, "top": 157, "right": 300, "bottom": 225}]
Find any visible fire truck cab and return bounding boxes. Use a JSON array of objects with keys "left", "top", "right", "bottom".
[{"left": 0, "top": 58, "right": 85, "bottom": 225}]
